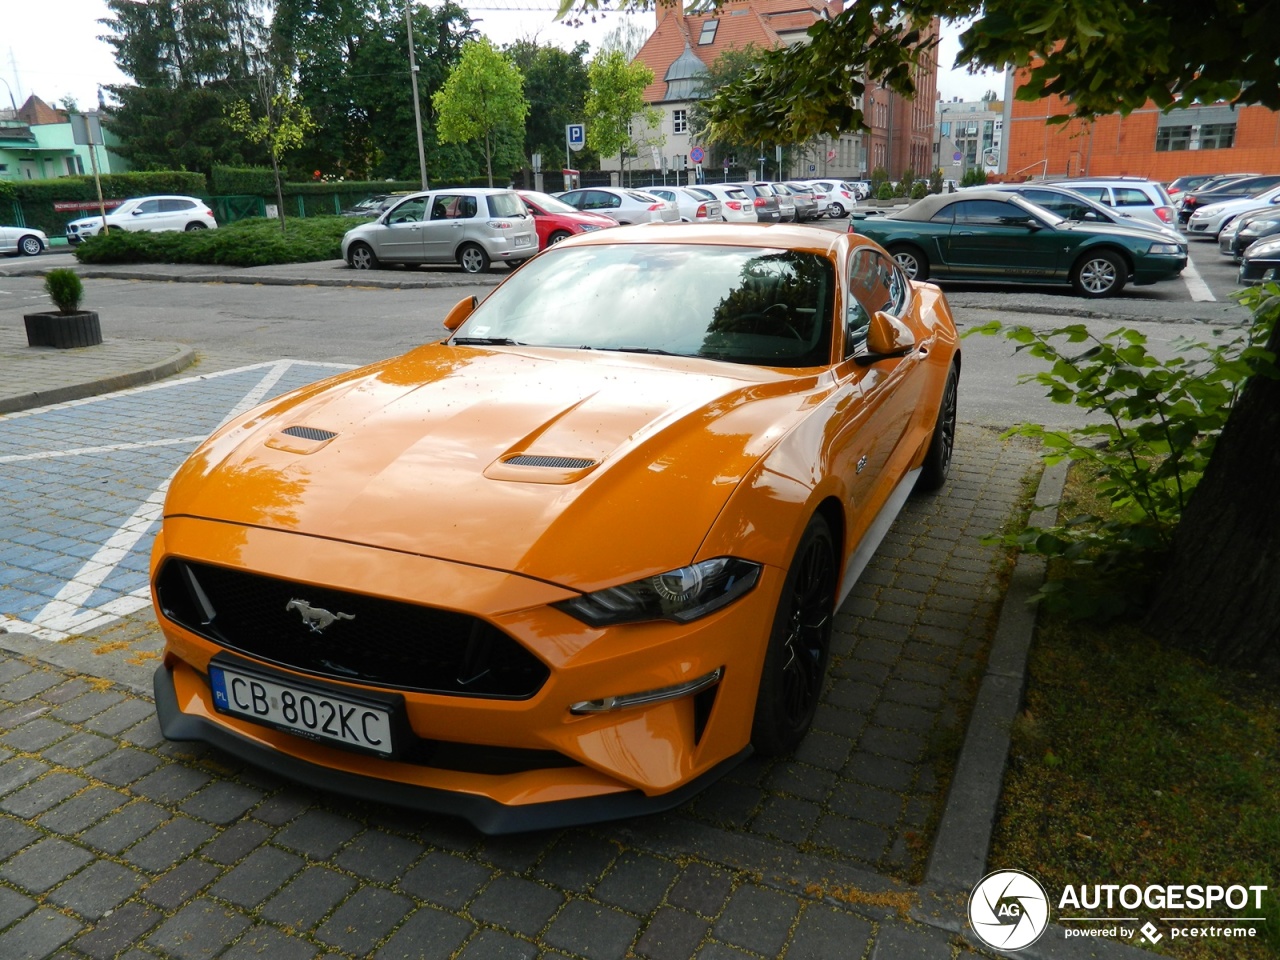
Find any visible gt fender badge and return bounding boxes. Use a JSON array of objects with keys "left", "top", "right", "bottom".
[
  {"left": 286, "top": 599, "right": 355, "bottom": 634},
  {"left": 856, "top": 454, "right": 869, "bottom": 474}
]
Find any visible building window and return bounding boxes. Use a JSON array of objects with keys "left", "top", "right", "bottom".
[
  {"left": 1199, "top": 123, "right": 1236, "bottom": 149},
  {"left": 940, "top": 121, "right": 950, "bottom": 136},
  {"left": 1155, "top": 126, "right": 1192, "bottom": 151},
  {"left": 673, "top": 109, "right": 687, "bottom": 135},
  {"left": 699, "top": 20, "right": 718, "bottom": 45}
]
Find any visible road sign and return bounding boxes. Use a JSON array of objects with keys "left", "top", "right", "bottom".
[
  {"left": 953, "top": 151, "right": 963, "bottom": 162},
  {"left": 566, "top": 123, "right": 585, "bottom": 152},
  {"left": 689, "top": 146, "right": 705, "bottom": 164},
  {"left": 809, "top": 164, "right": 816, "bottom": 173}
]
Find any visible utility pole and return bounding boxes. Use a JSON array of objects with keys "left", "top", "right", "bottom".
[{"left": 405, "top": 2, "right": 429, "bottom": 190}]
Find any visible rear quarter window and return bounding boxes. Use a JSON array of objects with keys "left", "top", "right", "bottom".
[{"left": 486, "top": 193, "right": 525, "bottom": 217}]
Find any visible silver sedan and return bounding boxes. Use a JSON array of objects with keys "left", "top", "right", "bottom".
[{"left": 553, "top": 187, "right": 679, "bottom": 224}]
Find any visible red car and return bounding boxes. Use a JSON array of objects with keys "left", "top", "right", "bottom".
[{"left": 518, "top": 191, "right": 617, "bottom": 250}]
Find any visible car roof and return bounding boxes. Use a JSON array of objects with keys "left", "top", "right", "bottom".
[
  {"left": 560, "top": 220, "right": 852, "bottom": 256},
  {"left": 886, "top": 189, "right": 1027, "bottom": 221}
]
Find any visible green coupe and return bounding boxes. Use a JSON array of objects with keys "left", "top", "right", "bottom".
[{"left": 849, "top": 189, "right": 1187, "bottom": 298}]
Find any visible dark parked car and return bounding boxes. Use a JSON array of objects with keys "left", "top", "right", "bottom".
[
  {"left": 1237, "top": 234, "right": 1280, "bottom": 285},
  {"left": 728, "top": 182, "right": 783, "bottom": 222},
  {"left": 1164, "top": 174, "right": 1224, "bottom": 203},
  {"left": 849, "top": 189, "right": 1187, "bottom": 298},
  {"left": 1220, "top": 207, "right": 1280, "bottom": 259},
  {"left": 1178, "top": 175, "right": 1280, "bottom": 224}
]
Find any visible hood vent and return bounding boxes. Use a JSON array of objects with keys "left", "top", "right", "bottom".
[
  {"left": 503, "top": 455, "right": 597, "bottom": 469},
  {"left": 282, "top": 425, "right": 338, "bottom": 442}
]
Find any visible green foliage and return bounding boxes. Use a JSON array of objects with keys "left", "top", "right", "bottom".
[
  {"left": 585, "top": 49, "right": 660, "bottom": 167},
  {"left": 211, "top": 166, "right": 277, "bottom": 195},
  {"left": 967, "top": 292, "right": 1279, "bottom": 617},
  {"left": 433, "top": 38, "right": 530, "bottom": 187},
  {"left": 960, "top": 167, "right": 989, "bottom": 187},
  {"left": 505, "top": 40, "right": 593, "bottom": 174},
  {"left": 876, "top": 182, "right": 894, "bottom": 201},
  {"left": 870, "top": 166, "right": 889, "bottom": 194},
  {"left": 44, "top": 270, "right": 84, "bottom": 314},
  {"left": 72, "top": 215, "right": 354, "bottom": 267},
  {"left": 898, "top": 167, "right": 916, "bottom": 196},
  {"left": 929, "top": 167, "right": 944, "bottom": 194},
  {"left": 910, "top": 181, "right": 928, "bottom": 199},
  {"left": 687, "top": 45, "right": 772, "bottom": 168}
]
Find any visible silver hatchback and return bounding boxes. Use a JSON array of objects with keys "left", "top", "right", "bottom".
[{"left": 341, "top": 188, "right": 537, "bottom": 273}]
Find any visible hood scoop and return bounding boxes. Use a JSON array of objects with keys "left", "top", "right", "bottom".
[
  {"left": 484, "top": 453, "right": 601, "bottom": 484},
  {"left": 265, "top": 424, "right": 339, "bottom": 455}
]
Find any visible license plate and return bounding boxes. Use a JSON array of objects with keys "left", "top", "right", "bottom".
[
  {"left": 209, "top": 659, "right": 396, "bottom": 757},
  {"left": 514, "top": 234, "right": 532, "bottom": 247}
]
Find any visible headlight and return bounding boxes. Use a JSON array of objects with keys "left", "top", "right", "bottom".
[
  {"left": 577, "top": 224, "right": 604, "bottom": 233},
  {"left": 1147, "top": 242, "right": 1184, "bottom": 256},
  {"left": 555, "top": 557, "right": 762, "bottom": 626},
  {"left": 1242, "top": 219, "right": 1280, "bottom": 237}
]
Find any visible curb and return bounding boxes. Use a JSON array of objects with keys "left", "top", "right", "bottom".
[{"left": 0, "top": 343, "right": 197, "bottom": 415}]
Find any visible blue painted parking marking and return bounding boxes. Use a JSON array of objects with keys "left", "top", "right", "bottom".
[{"left": 0, "top": 360, "right": 352, "bottom": 641}]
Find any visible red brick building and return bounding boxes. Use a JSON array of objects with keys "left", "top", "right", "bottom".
[{"left": 1002, "top": 67, "right": 1280, "bottom": 181}]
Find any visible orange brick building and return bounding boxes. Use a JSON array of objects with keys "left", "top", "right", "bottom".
[{"left": 1002, "top": 68, "right": 1280, "bottom": 181}]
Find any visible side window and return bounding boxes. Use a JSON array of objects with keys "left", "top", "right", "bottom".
[
  {"left": 951, "top": 200, "right": 1024, "bottom": 225},
  {"left": 1073, "top": 186, "right": 1110, "bottom": 205},
  {"left": 135, "top": 199, "right": 161, "bottom": 215},
  {"left": 388, "top": 198, "right": 427, "bottom": 223},
  {"left": 559, "top": 191, "right": 582, "bottom": 208},
  {"left": 929, "top": 203, "right": 957, "bottom": 224},
  {"left": 847, "top": 249, "right": 896, "bottom": 356},
  {"left": 456, "top": 195, "right": 477, "bottom": 218},
  {"left": 1113, "top": 188, "right": 1152, "bottom": 208},
  {"left": 159, "top": 198, "right": 194, "bottom": 213}
]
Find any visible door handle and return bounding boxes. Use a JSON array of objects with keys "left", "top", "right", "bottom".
[{"left": 958, "top": 230, "right": 974, "bottom": 236}]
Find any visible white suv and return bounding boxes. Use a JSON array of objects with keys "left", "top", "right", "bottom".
[
  {"left": 65, "top": 195, "right": 217, "bottom": 244},
  {"left": 1043, "top": 177, "right": 1177, "bottom": 230}
]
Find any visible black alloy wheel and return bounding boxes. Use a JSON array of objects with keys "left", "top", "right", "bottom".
[
  {"left": 916, "top": 365, "right": 958, "bottom": 492},
  {"left": 751, "top": 515, "right": 837, "bottom": 756}
]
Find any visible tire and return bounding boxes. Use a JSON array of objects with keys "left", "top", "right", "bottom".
[
  {"left": 184, "top": 221, "right": 208, "bottom": 231},
  {"left": 505, "top": 258, "right": 527, "bottom": 270},
  {"left": 889, "top": 245, "right": 930, "bottom": 282},
  {"left": 915, "top": 364, "right": 958, "bottom": 493},
  {"left": 18, "top": 235, "right": 43, "bottom": 256},
  {"left": 751, "top": 514, "right": 837, "bottom": 756},
  {"left": 347, "top": 242, "right": 378, "bottom": 270},
  {"left": 828, "top": 201, "right": 846, "bottom": 219},
  {"left": 1070, "top": 249, "right": 1126, "bottom": 298},
  {"left": 457, "top": 243, "right": 491, "bottom": 274},
  {"left": 547, "top": 230, "right": 572, "bottom": 246}
]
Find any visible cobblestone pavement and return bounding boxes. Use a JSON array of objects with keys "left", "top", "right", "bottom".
[{"left": 0, "top": 355, "right": 1040, "bottom": 957}]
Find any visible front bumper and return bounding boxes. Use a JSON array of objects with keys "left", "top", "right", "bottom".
[
  {"left": 1239, "top": 258, "right": 1280, "bottom": 286},
  {"left": 1132, "top": 254, "right": 1188, "bottom": 285},
  {"left": 151, "top": 517, "right": 780, "bottom": 831},
  {"left": 155, "top": 663, "right": 749, "bottom": 833}
]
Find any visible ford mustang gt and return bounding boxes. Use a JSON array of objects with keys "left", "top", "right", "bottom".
[{"left": 151, "top": 222, "right": 961, "bottom": 833}]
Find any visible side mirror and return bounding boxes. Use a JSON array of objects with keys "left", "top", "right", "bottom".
[
  {"left": 442, "top": 295, "right": 478, "bottom": 331},
  {"left": 860, "top": 310, "right": 916, "bottom": 363},
  {"left": 132, "top": 209, "right": 144, "bottom": 216}
]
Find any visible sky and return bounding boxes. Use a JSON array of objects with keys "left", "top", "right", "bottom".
[{"left": 1, "top": 0, "right": 1003, "bottom": 114}]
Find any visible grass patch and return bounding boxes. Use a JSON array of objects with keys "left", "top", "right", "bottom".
[
  {"left": 73, "top": 215, "right": 362, "bottom": 267},
  {"left": 989, "top": 466, "right": 1280, "bottom": 959}
]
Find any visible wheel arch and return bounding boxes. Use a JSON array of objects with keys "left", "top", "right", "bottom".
[{"left": 1072, "top": 242, "right": 1134, "bottom": 277}]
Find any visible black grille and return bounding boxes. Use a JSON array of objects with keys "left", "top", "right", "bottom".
[
  {"left": 156, "top": 560, "right": 548, "bottom": 699},
  {"left": 281, "top": 425, "right": 337, "bottom": 441},
  {"left": 503, "top": 455, "right": 596, "bottom": 469}
]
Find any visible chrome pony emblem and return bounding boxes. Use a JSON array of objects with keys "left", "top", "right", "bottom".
[{"left": 286, "top": 598, "right": 355, "bottom": 634}]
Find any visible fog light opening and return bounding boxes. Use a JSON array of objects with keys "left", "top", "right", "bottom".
[{"left": 569, "top": 667, "right": 724, "bottom": 715}]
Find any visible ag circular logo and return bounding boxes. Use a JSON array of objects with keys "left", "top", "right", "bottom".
[{"left": 968, "top": 869, "right": 1050, "bottom": 950}]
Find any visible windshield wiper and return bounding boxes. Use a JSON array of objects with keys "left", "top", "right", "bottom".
[
  {"left": 452, "top": 337, "right": 524, "bottom": 346},
  {"left": 596, "top": 346, "right": 681, "bottom": 356}
]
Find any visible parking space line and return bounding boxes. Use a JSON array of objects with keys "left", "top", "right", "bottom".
[
  {"left": 1181, "top": 257, "right": 1216, "bottom": 301},
  {"left": 3, "top": 359, "right": 352, "bottom": 642}
]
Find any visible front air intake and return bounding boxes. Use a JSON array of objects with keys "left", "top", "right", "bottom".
[{"left": 281, "top": 426, "right": 337, "bottom": 442}]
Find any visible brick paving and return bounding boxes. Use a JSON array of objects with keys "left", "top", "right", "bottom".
[{"left": 0, "top": 402, "right": 1036, "bottom": 957}]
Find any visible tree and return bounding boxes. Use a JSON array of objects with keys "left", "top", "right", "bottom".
[
  {"left": 226, "top": 71, "right": 315, "bottom": 231},
  {"left": 558, "top": 0, "right": 1279, "bottom": 143},
  {"left": 585, "top": 49, "right": 659, "bottom": 181},
  {"left": 506, "top": 39, "right": 593, "bottom": 176},
  {"left": 432, "top": 38, "right": 529, "bottom": 187},
  {"left": 687, "top": 45, "right": 771, "bottom": 172}
]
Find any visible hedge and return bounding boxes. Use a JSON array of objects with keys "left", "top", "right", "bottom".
[
  {"left": 71, "top": 215, "right": 356, "bottom": 267},
  {"left": 7, "top": 171, "right": 208, "bottom": 237}
]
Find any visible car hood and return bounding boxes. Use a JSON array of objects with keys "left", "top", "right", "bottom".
[
  {"left": 1198, "top": 198, "right": 1277, "bottom": 218},
  {"left": 1245, "top": 236, "right": 1280, "bottom": 258},
  {"left": 560, "top": 211, "right": 616, "bottom": 228},
  {"left": 165, "top": 345, "right": 823, "bottom": 590}
]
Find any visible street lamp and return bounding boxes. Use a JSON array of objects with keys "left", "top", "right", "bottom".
[{"left": 404, "top": 2, "right": 429, "bottom": 190}]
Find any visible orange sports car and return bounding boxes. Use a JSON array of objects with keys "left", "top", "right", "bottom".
[{"left": 151, "top": 222, "right": 961, "bottom": 833}]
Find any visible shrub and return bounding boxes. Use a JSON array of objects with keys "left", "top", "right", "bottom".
[
  {"left": 876, "top": 183, "right": 895, "bottom": 201},
  {"left": 44, "top": 269, "right": 84, "bottom": 313},
  {"left": 73, "top": 215, "right": 356, "bottom": 267},
  {"left": 910, "top": 182, "right": 928, "bottom": 199}
]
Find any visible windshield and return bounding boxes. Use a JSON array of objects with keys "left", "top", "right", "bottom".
[
  {"left": 453, "top": 243, "right": 835, "bottom": 368},
  {"left": 521, "top": 191, "right": 579, "bottom": 214},
  {"left": 486, "top": 192, "right": 527, "bottom": 217}
]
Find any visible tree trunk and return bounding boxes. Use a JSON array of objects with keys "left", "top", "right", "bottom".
[
  {"left": 1144, "top": 318, "right": 1280, "bottom": 675},
  {"left": 271, "top": 153, "right": 287, "bottom": 233}
]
